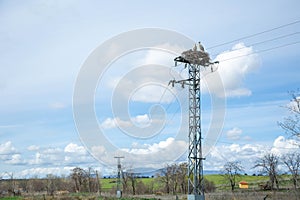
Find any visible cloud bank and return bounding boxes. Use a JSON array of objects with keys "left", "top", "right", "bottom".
[{"left": 204, "top": 43, "right": 261, "bottom": 97}]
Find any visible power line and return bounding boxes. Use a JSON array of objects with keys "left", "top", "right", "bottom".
[
  {"left": 159, "top": 21, "right": 300, "bottom": 106},
  {"left": 207, "top": 20, "right": 300, "bottom": 50},
  {"left": 211, "top": 32, "right": 300, "bottom": 58},
  {"left": 206, "top": 137, "right": 300, "bottom": 151},
  {"left": 217, "top": 40, "right": 300, "bottom": 63}
]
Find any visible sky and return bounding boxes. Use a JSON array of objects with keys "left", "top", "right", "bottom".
[{"left": 1, "top": 0, "right": 300, "bottom": 178}]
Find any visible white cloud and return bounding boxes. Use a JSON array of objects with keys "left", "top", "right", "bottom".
[
  {"left": 64, "top": 143, "right": 86, "bottom": 155},
  {"left": 141, "top": 44, "right": 185, "bottom": 65},
  {"left": 29, "top": 152, "right": 42, "bottom": 165},
  {"left": 0, "top": 141, "right": 17, "bottom": 155},
  {"left": 206, "top": 143, "right": 266, "bottom": 171},
  {"left": 271, "top": 136, "right": 299, "bottom": 156},
  {"left": 205, "top": 135, "right": 300, "bottom": 172},
  {"left": 28, "top": 147, "right": 64, "bottom": 165},
  {"left": 124, "top": 137, "right": 177, "bottom": 154},
  {"left": 25, "top": 144, "right": 92, "bottom": 166},
  {"left": 204, "top": 43, "right": 261, "bottom": 97},
  {"left": 134, "top": 114, "right": 150, "bottom": 125},
  {"left": 27, "top": 145, "right": 40, "bottom": 151},
  {"left": 100, "top": 114, "right": 163, "bottom": 129},
  {"left": 100, "top": 117, "right": 131, "bottom": 129},
  {"left": 5, "top": 154, "right": 24, "bottom": 165},
  {"left": 106, "top": 45, "right": 184, "bottom": 104},
  {"left": 119, "top": 137, "right": 188, "bottom": 168},
  {"left": 16, "top": 167, "right": 72, "bottom": 178},
  {"left": 226, "top": 127, "right": 243, "bottom": 140},
  {"left": 86, "top": 137, "right": 188, "bottom": 169},
  {"left": 64, "top": 143, "right": 94, "bottom": 164},
  {"left": 91, "top": 145, "right": 106, "bottom": 158}
]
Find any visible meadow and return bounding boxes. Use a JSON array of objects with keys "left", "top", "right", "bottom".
[{"left": 1, "top": 174, "right": 298, "bottom": 200}]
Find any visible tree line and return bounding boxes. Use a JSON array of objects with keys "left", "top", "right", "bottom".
[
  {"left": 0, "top": 167, "right": 101, "bottom": 197},
  {"left": 0, "top": 163, "right": 216, "bottom": 197},
  {"left": 222, "top": 151, "right": 300, "bottom": 192}
]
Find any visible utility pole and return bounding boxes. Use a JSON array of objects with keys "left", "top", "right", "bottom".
[
  {"left": 114, "top": 156, "right": 124, "bottom": 198},
  {"left": 170, "top": 42, "right": 218, "bottom": 200}
]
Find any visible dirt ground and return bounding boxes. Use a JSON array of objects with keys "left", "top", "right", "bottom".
[{"left": 122, "top": 191, "right": 299, "bottom": 200}]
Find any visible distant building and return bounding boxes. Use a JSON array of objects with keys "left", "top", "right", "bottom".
[{"left": 239, "top": 181, "right": 249, "bottom": 189}]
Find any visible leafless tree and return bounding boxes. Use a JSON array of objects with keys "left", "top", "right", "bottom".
[
  {"left": 128, "top": 171, "right": 137, "bottom": 195},
  {"left": 254, "top": 153, "right": 280, "bottom": 190},
  {"left": 158, "top": 164, "right": 174, "bottom": 194},
  {"left": 158, "top": 163, "right": 188, "bottom": 194},
  {"left": 28, "top": 177, "right": 45, "bottom": 193},
  {"left": 95, "top": 170, "right": 101, "bottom": 195},
  {"left": 71, "top": 167, "right": 87, "bottom": 192},
  {"left": 278, "top": 90, "right": 300, "bottom": 140},
  {"left": 282, "top": 152, "right": 300, "bottom": 189},
  {"left": 169, "top": 164, "right": 179, "bottom": 194},
  {"left": 122, "top": 168, "right": 137, "bottom": 195},
  {"left": 121, "top": 171, "right": 129, "bottom": 194},
  {"left": 85, "top": 167, "right": 95, "bottom": 193},
  {"left": 177, "top": 163, "right": 188, "bottom": 194},
  {"left": 135, "top": 180, "right": 146, "bottom": 195},
  {"left": 222, "top": 161, "right": 244, "bottom": 191},
  {"left": 46, "top": 174, "right": 56, "bottom": 195}
]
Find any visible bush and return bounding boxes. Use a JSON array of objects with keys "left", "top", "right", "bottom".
[{"left": 204, "top": 178, "right": 216, "bottom": 193}]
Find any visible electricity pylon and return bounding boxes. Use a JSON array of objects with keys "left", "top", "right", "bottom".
[{"left": 170, "top": 42, "right": 218, "bottom": 200}]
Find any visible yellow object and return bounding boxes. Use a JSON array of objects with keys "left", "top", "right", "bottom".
[{"left": 239, "top": 181, "right": 249, "bottom": 189}]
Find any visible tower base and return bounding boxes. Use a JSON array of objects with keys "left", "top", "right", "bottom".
[{"left": 188, "top": 194, "right": 205, "bottom": 200}]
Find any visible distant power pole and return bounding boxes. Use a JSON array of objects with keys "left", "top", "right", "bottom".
[
  {"left": 114, "top": 156, "right": 124, "bottom": 198},
  {"left": 170, "top": 42, "right": 218, "bottom": 200}
]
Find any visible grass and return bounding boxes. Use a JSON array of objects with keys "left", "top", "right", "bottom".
[
  {"left": 101, "top": 174, "right": 272, "bottom": 191},
  {"left": 101, "top": 177, "right": 162, "bottom": 192},
  {"left": 101, "top": 174, "right": 297, "bottom": 193},
  {"left": 205, "top": 174, "right": 269, "bottom": 184}
]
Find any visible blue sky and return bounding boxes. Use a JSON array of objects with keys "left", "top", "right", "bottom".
[{"left": 0, "top": 0, "right": 300, "bottom": 178}]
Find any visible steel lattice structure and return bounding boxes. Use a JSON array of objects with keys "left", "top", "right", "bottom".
[
  {"left": 114, "top": 156, "right": 124, "bottom": 198},
  {"left": 172, "top": 43, "right": 218, "bottom": 200}
]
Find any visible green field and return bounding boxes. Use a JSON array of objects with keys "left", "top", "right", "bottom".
[
  {"left": 101, "top": 174, "right": 295, "bottom": 192},
  {"left": 101, "top": 177, "right": 162, "bottom": 192},
  {"left": 206, "top": 174, "right": 269, "bottom": 185}
]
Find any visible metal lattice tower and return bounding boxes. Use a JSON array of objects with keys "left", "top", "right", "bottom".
[
  {"left": 114, "top": 156, "right": 124, "bottom": 198},
  {"left": 170, "top": 43, "right": 218, "bottom": 200}
]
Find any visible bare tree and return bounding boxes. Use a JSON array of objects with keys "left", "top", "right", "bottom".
[
  {"left": 86, "top": 167, "right": 95, "bottom": 193},
  {"left": 177, "top": 163, "right": 188, "bottom": 194},
  {"left": 154, "top": 163, "right": 189, "bottom": 194},
  {"left": 95, "top": 170, "right": 101, "bottom": 195},
  {"left": 6, "top": 172, "right": 15, "bottom": 196},
  {"left": 28, "top": 177, "right": 45, "bottom": 193},
  {"left": 254, "top": 153, "right": 280, "bottom": 190},
  {"left": 169, "top": 164, "right": 179, "bottom": 194},
  {"left": 71, "top": 167, "right": 87, "bottom": 192},
  {"left": 158, "top": 163, "right": 187, "bottom": 194},
  {"left": 278, "top": 90, "right": 300, "bottom": 140},
  {"left": 159, "top": 164, "right": 174, "bottom": 194},
  {"left": 121, "top": 171, "right": 129, "bottom": 194},
  {"left": 222, "top": 161, "right": 243, "bottom": 191},
  {"left": 128, "top": 171, "right": 137, "bottom": 195},
  {"left": 46, "top": 174, "right": 56, "bottom": 195},
  {"left": 122, "top": 168, "right": 137, "bottom": 195},
  {"left": 282, "top": 152, "right": 300, "bottom": 189}
]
